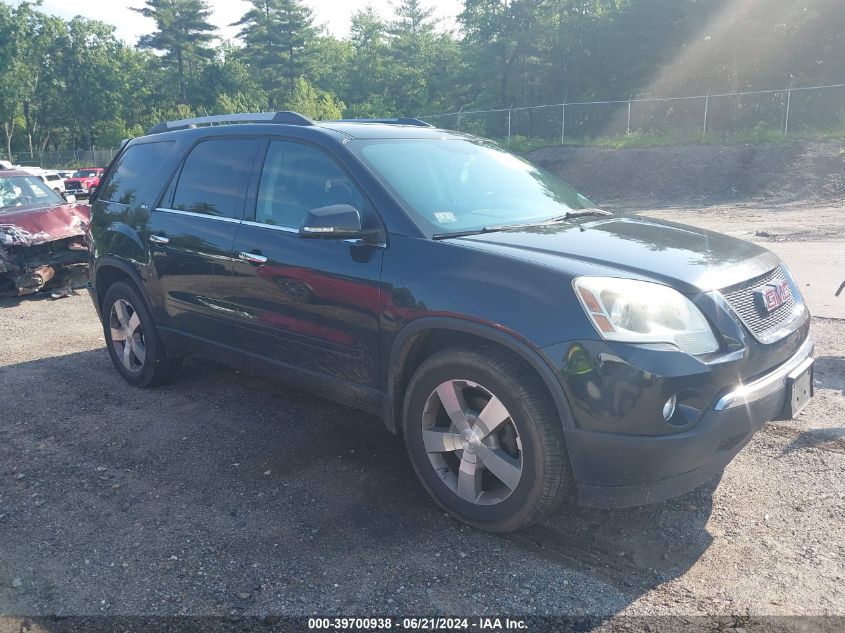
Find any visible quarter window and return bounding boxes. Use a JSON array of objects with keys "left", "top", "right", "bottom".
[
  {"left": 172, "top": 139, "right": 259, "bottom": 219},
  {"left": 254, "top": 141, "right": 363, "bottom": 229}
]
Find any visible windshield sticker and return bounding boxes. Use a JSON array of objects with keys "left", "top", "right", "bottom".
[{"left": 434, "top": 211, "right": 458, "bottom": 224}]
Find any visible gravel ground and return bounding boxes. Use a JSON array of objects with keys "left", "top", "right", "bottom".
[{"left": 1, "top": 206, "right": 844, "bottom": 628}]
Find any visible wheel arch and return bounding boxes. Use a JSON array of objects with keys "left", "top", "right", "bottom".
[
  {"left": 385, "top": 317, "right": 575, "bottom": 436},
  {"left": 93, "top": 257, "right": 154, "bottom": 316}
]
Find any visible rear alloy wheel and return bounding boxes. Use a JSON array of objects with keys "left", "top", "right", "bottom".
[
  {"left": 109, "top": 299, "right": 146, "bottom": 373},
  {"left": 403, "top": 346, "right": 575, "bottom": 532},
  {"left": 102, "top": 281, "right": 181, "bottom": 388}
]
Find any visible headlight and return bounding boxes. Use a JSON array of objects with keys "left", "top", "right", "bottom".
[{"left": 573, "top": 277, "right": 719, "bottom": 355}]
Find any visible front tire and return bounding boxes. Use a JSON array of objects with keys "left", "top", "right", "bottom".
[
  {"left": 402, "top": 346, "right": 575, "bottom": 532},
  {"left": 102, "top": 281, "right": 181, "bottom": 387}
]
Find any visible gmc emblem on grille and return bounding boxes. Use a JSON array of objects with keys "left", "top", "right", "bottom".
[{"left": 754, "top": 279, "right": 792, "bottom": 313}]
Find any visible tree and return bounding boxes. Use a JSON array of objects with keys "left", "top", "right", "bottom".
[
  {"left": 59, "top": 17, "right": 128, "bottom": 150},
  {"left": 283, "top": 77, "right": 344, "bottom": 120},
  {"left": 309, "top": 35, "right": 353, "bottom": 102},
  {"left": 343, "top": 7, "right": 392, "bottom": 116},
  {"left": 234, "top": 0, "right": 317, "bottom": 109},
  {"left": 196, "top": 45, "right": 268, "bottom": 113},
  {"left": 0, "top": 1, "right": 23, "bottom": 160},
  {"left": 385, "top": 0, "right": 438, "bottom": 115},
  {"left": 459, "top": 0, "right": 555, "bottom": 107},
  {"left": 1, "top": 0, "right": 844, "bottom": 157},
  {"left": 134, "top": 0, "right": 216, "bottom": 104},
  {"left": 20, "top": 11, "right": 68, "bottom": 157}
]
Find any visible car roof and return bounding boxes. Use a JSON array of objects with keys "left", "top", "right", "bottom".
[
  {"left": 0, "top": 169, "right": 35, "bottom": 178},
  {"left": 137, "top": 112, "right": 468, "bottom": 144},
  {"left": 315, "top": 121, "right": 462, "bottom": 140}
]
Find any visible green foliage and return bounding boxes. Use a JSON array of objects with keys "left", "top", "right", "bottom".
[
  {"left": 0, "top": 0, "right": 843, "bottom": 164},
  {"left": 134, "top": 0, "right": 216, "bottom": 103},
  {"left": 234, "top": 0, "right": 316, "bottom": 108},
  {"left": 282, "top": 78, "right": 344, "bottom": 120}
]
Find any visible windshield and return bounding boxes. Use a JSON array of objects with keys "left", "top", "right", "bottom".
[
  {"left": 0, "top": 175, "right": 65, "bottom": 212},
  {"left": 73, "top": 170, "right": 98, "bottom": 178},
  {"left": 352, "top": 138, "right": 597, "bottom": 235}
]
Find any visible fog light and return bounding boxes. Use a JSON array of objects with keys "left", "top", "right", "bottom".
[{"left": 663, "top": 395, "right": 677, "bottom": 421}]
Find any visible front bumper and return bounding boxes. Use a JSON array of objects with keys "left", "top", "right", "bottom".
[{"left": 562, "top": 335, "right": 814, "bottom": 508}]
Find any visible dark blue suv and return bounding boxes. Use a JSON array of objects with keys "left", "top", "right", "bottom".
[{"left": 87, "top": 112, "right": 813, "bottom": 532}]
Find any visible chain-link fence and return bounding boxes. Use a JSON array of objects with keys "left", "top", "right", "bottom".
[
  {"left": 7, "top": 85, "right": 843, "bottom": 168},
  {"left": 8, "top": 148, "right": 119, "bottom": 170},
  {"left": 421, "top": 83, "right": 845, "bottom": 146}
]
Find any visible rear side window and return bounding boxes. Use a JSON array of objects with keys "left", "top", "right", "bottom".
[
  {"left": 171, "top": 139, "right": 259, "bottom": 219},
  {"left": 99, "top": 141, "right": 175, "bottom": 206}
]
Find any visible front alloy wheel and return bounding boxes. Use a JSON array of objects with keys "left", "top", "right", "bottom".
[
  {"left": 403, "top": 346, "right": 574, "bottom": 532},
  {"left": 422, "top": 379, "right": 523, "bottom": 505}
]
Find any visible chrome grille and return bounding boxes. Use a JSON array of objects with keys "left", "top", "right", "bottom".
[{"left": 720, "top": 266, "right": 798, "bottom": 340}]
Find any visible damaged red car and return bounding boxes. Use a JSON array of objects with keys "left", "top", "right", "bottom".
[{"left": 0, "top": 169, "right": 89, "bottom": 296}]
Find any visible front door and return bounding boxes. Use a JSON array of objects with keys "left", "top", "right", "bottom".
[
  {"left": 146, "top": 137, "right": 261, "bottom": 344},
  {"left": 229, "top": 139, "right": 385, "bottom": 399}
]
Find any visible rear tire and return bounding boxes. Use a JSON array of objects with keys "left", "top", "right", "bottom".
[
  {"left": 402, "top": 346, "right": 575, "bottom": 532},
  {"left": 101, "top": 281, "right": 181, "bottom": 388}
]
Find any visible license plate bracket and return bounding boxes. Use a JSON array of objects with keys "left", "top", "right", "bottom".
[{"left": 785, "top": 362, "right": 814, "bottom": 418}]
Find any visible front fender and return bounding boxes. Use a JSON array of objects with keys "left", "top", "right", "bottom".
[{"left": 384, "top": 315, "right": 576, "bottom": 435}]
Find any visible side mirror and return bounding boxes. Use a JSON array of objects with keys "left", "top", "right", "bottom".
[
  {"left": 63, "top": 193, "right": 77, "bottom": 204},
  {"left": 299, "top": 204, "right": 369, "bottom": 239}
]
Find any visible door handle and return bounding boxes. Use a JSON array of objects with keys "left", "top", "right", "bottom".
[
  {"left": 149, "top": 234, "right": 169, "bottom": 245},
  {"left": 239, "top": 251, "right": 268, "bottom": 265}
]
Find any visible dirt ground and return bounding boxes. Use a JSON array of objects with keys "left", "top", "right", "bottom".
[
  {"left": 0, "top": 200, "right": 843, "bottom": 629},
  {"left": 529, "top": 139, "right": 845, "bottom": 207}
]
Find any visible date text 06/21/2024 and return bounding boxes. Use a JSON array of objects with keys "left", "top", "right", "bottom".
[{"left": 307, "top": 617, "right": 529, "bottom": 630}]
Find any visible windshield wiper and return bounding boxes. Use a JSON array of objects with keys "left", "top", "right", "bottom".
[
  {"left": 541, "top": 209, "right": 613, "bottom": 222},
  {"left": 432, "top": 209, "right": 613, "bottom": 240}
]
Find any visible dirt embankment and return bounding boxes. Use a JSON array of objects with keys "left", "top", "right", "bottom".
[{"left": 528, "top": 140, "right": 845, "bottom": 207}]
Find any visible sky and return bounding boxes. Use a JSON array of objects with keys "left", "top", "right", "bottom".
[{"left": 12, "top": 0, "right": 463, "bottom": 44}]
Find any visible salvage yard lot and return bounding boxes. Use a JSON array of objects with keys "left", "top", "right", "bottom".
[{"left": 1, "top": 203, "right": 843, "bottom": 621}]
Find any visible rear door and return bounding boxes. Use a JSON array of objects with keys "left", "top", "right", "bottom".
[
  {"left": 228, "top": 139, "right": 385, "bottom": 398},
  {"left": 146, "top": 137, "right": 262, "bottom": 344}
]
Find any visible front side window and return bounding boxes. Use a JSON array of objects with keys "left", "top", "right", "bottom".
[
  {"left": 0, "top": 175, "right": 64, "bottom": 213},
  {"left": 352, "top": 138, "right": 596, "bottom": 236},
  {"left": 253, "top": 141, "right": 364, "bottom": 229},
  {"left": 171, "top": 139, "right": 259, "bottom": 219},
  {"left": 98, "top": 141, "right": 175, "bottom": 206}
]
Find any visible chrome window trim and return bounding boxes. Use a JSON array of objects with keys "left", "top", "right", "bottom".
[
  {"left": 153, "top": 207, "right": 242, "bottom": 223},
  {"left": 240, "top": 220, "right": 387, "bottom": 248},
  {"left": 241, "top": 220, "right": 298, "bottom": 233},
  {"left": 714, "top": 335, "right": 814, "bottom": 411}
]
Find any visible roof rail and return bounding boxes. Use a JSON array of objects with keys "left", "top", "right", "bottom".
[
  {"left": 333, "top": 117, "right": 433, "bottom": 128},
  {"left": 145, "top": 111, "right": 314, "bottom": 135}
]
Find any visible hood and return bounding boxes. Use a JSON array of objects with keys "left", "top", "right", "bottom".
[
  {"left": 0, "top": 203, "right": 90, "bottom": 247},
  {"left": 65, "top": 177, "right": 95, "bottom": 184},
  {"left": 450, "top": 215, "right": 780, "bottom": 293}
]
